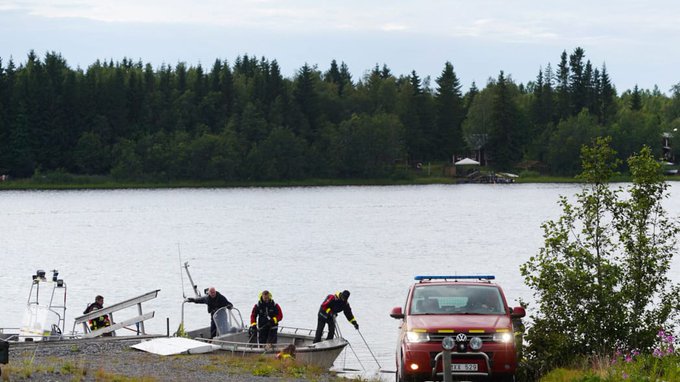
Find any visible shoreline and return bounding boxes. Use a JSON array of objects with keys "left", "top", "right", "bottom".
[
  {"left": 1, "top": 175, "right": 676, "bottom": 191},
  {"left": 2, "top": 337, "right": 350, "bottom": 382}
]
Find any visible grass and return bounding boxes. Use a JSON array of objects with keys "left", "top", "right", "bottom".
[
  {"left": 2, "top": 358, "right": 157, "bottom": 382},
  {"left": 539, "top": 353, "right": 680, "bottom": 381},
  {"left": 2, "top": 352, "right": 379, "bottom": 381},
  {"left": 1, "top": 165, "right": 679, "bottom": 190},
  {"left": 205, "top": 353, "right": 325, "bottom": 378}
]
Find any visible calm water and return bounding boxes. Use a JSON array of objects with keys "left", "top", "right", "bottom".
[{"left": 1, "top": 184, "right": 678, "bottom": 375}]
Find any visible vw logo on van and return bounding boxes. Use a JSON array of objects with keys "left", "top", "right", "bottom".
[{"left": 455, "top": 333, "right": 468, "bottom": 343}]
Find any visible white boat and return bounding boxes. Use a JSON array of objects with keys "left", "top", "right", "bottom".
[
  {"left": 0, "top": 270, "right": 68, "bottom": 342},
  {"left": 179, "top": 261, "right": 348, "bottom": 369},
  {"left": 1, "top": 269, "right": 161, "bottom": 342},
  {"left": 183, "top": 306, "right": 348, "bottom": 370}
]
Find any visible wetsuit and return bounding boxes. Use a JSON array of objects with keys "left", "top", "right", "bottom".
[
  {"left": 313, "top": 292, "right": 358, "bottom": 343},
  {"left": 249, "top": 297, "right": 283, "bottom": 344},
  {"left": 83, "top": 301, "right": 112, "bottom": 336}
]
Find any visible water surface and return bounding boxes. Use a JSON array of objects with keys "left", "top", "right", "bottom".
[{"left": 1, "top": 184, "right": 678, "bottom": 375}]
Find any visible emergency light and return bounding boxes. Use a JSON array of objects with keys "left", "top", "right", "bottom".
[{"left": 414, "top": 275, "right": 495, "bottom": 281}]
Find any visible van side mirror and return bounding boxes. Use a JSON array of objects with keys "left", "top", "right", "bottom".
[
  {"left": 510, "top": 306, "right": 526, "bottom": 318},
  {"left": 390, "top": 306, "right": 404, "bottom": 319}
]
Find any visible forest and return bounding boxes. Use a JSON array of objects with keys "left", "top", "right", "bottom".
[{"left": 0, "top": 47, "right": 679, "bottom": 181}]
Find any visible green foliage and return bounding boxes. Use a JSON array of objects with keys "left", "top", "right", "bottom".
[
  {"left": 520, "top": 138, "right": 680, "bottom": 378},
  {"left": 0, "top": 49, "right": 677, "bottom": 181},
  {"left": 487, "top": 71, "right": 524, "bottom": 170}
]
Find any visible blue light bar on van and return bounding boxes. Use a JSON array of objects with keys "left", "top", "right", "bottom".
[{"left": 414, "top": 275, "right": 495, "bottom": 281}]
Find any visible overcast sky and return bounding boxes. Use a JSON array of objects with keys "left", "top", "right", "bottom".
[{"left": 1, "top": 1, "right": 679, "bottom": 94}]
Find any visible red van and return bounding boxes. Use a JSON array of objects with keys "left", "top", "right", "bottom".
[{"left": 390, "top": 275, "right": 525, "bottom": 382}]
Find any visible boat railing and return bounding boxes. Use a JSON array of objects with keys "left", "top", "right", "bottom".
[
  {"left": 200, "top": 325, "right": 329, "bottom": 352},
  {"left": 0, "top": 328, "right": 20, "bottom": 342},
  {"left": 72, "top": 290, "right": 160, "bottom": 338},
  {"left": 278, "top": 326, "right": 317, "bottom": 337},
  {"left": 206, "top": 336, "right": 291, "bottom": 352}
]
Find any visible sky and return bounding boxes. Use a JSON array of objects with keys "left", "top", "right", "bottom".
[{"left": 1, "top": 0, "right": 679, "bottom": 94}]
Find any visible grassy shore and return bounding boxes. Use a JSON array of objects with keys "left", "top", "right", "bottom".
[
  {"left": 2, "top": 339, "right": 379, "bottom": 382},
  {"left": 539, "top": 353, "right": 680, "bottom": 381},
  {"left": 2, "top": 173, "right": 678, "bottom": 191}
]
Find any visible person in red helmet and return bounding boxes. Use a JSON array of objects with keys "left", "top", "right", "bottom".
[
  {"left": 248, "top": 290, "right": 283, "bottom": 344},
  {"left": 313, "top": 290, "right": 358, "bottom": 343}
]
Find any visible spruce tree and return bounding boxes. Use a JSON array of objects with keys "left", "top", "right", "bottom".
[
  {"left": 488, "top": 71, "right": 522, "bottom": 170},
  {"left": 569, "top": 47, "right": 587, "bottom": 114},
  {"left": 434, "top": 61, "right": 465, "bottom": 159},
  {"left": 630, "top": 84, "right": 642, "bottom": 111},
  {"left": 556, "top": 51, "right": 570, "bottom": 120}
]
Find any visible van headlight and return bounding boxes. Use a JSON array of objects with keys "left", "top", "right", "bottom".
[
  {"left": 406, "top": 331, "right": 430, "bottom": 343},
  {"left": 493, "top": 332, "right": 513, "bottom": 343}
]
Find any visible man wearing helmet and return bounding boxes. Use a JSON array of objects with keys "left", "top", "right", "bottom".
[
  {"left": 249, "top": 290, "right": 283, "bottom": 344},
  {"left": 313, "top": 290, "right": 359, "bottom": 343}
]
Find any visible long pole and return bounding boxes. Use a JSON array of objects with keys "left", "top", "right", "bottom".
[
  {"left": 357, "top": 329, "right": 382, "bottom": 369},
  {"left": 334, "top": 316, "right": 365, "bottom": 371},
  {"left": 178, "top": 243, "right": 186, "bottom": 336},
  {"left": 178, "top": 243, "right": 186, "bottom": 299}
]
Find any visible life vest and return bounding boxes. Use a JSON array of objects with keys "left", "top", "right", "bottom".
[
  {"left": 250, "top": 292, "right": 283, "bottom": 327},
  {"left": 84, "top": 302, "right": 111, "bottom": 330}
]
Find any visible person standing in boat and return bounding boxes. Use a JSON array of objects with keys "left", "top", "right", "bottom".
[
  {"left": 248, "top": 290, "right": 283, "bottom": 345},
  {"left": 83, "top": 295, "right": 112, "bottom": 336},
  {"left": 313, "top": 290, "right": 358, "bottom": 343},
  {"left": 185, "top": 287, "right": 233, "bottom": 338}
]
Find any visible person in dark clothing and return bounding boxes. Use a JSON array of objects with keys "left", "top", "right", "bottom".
[
  {"left": 186, "top": 287, "right": 233, "bottom": 338},
  {"left": 313, "top": 290, "right": 358, "bottom": 343},
  {"left": 249, "top": 290, "right": 283, "bottom": 345},
  {"left": 83, "top": 295, "right": 112, "bottom": 336}
]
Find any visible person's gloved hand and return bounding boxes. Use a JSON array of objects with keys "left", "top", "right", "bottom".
[
  {"left": 353, "top": 322, "right": 359, "bottom": 330},
  {"left": 185, "top": 297, "right": 195, "bottom": 303},
  {"left": 269, "top": 318, "right": 277, "bottom": 326},
  {"left": 248, "top": 325, "right": 256, "bottom": 336},
  {"left": 227, "top": 303, "right": 233, "bottom": 310}
]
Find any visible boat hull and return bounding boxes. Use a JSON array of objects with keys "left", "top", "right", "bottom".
[{"left": 209, "top": 327, "right": 348, "bottom": 369}]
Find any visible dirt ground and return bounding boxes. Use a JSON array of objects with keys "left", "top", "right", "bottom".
[{"left": 2, "top": 337, "right": 343, "bottom": 382}]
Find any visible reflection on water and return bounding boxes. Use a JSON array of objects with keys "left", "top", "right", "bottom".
[{"left": 1, "top": 184, "right": 678, "bottom": 376}]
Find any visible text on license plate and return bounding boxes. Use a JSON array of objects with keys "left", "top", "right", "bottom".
[{"left": 452, "top": 363, "right": 478, "bottom": 371}]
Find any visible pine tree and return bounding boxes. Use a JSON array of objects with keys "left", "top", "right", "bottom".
[
  {"left": 598, "top": 63, "right": 617, "bottom": 124},
  {"left": 630, "top": 84, "right": 642, "bottom": 111},
  {"left": 339, "top": 62, "right": 353, "bottom": 91},
  {"left": 488, "top": 71, "right": 522, "bottom": 170},
  {"left": 464, "top": 82, "right": 479, "bottom": 112},
  {"left": 434, "top": 61, "right": 465, "bottom": 159},
  {"left": 556, "top": 51, "right": 570, "bottom": 120},
  {"left": 292, "top": 63, "right": 320, "bottom": 141},
  {"left": 569, "top": 47, "right": 587, "bottom": 114},
  {"left": 409, "top": 70, "right": 422, "bottom": 95}
]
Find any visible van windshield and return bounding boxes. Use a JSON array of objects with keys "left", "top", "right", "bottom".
[{"left": 410, "top": 285, "right": 504, "bottom": 315}]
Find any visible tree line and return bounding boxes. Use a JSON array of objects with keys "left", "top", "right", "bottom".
[{"left": 0, "top": 48, "right": 679, "bottom": 181}]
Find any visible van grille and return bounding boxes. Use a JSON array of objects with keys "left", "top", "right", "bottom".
[{"left": 429, "top": 333, "right": 495, "bottom": 342}]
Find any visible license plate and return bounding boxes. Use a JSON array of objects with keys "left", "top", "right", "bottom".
[{"left": 452, "top": 363, "right": 478, "bottom": 371}]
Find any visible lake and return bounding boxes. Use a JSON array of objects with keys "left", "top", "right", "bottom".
[{"left": 1, "top": 184, "right": 678, "bottom": 375}]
